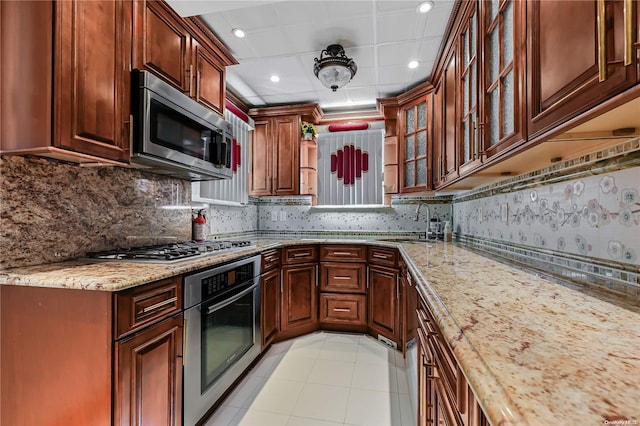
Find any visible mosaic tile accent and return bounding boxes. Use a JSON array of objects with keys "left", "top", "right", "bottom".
[
  {"left": 453, "top": 166, "right": 640, "bottom": 267},
  {"left": 256, "top": 195, "right": 452, "bottom": 233},
  {"left": 455, "top": 235, "right": 640, "bottom": 301},
  {"left": 200, "top": 203, "right": 259, "bottom": 237}
]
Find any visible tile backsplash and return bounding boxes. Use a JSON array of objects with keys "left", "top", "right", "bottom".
[{"left": 453, "top": 164, "right": 640, "bottom": 268}]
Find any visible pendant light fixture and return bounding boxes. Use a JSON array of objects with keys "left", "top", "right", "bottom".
[{"left": 313, "top": 44, "right": 357, "bottom": 92}]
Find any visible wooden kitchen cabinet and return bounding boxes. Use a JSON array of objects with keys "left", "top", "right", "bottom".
[
  {"left": 261, "top": 249, "right": 281, "bottom": 349},
  {"left": 433, "top": 50, "right": 460, "bottom": 188},
  {"left": 480, "top": 0, "right": 527, "bottom": 158},
  {"left": 281, "top": 262, "right": 319, "bottom": 335},
  {"left": 400, "top": 96, "right": 431, "bottom": 192},
  {"left": 527, "top": 0, "right": 639, "bottom": 139},
  {"left": 367, "top": 264, "right": 400, "bottom": 345},
  {"left": 133, "top": 0, "right": 235, "bottom": 115},
  {"left": 0, "top": 276, "right": 184, "bottom": 426},
  {"left": 1, "top": 0, "right": 132, "bottom": 164},
  {"left": 319, "top": 245, "right": 368, "bottom": 329},
  {"left": 249, "top": 115, "right": 300, "bottom": 196},
  {"left": 417, "top": 291, "right": 489, "bottom": 426},
  {"left": 115, "top": 315, "right": 183, "bottom": 426},
  {"left": 280, "top": 246, "right": 319, "bottom": 337},
  {"left": 133, "top": 0, "right": 190, "bottom": 92}
]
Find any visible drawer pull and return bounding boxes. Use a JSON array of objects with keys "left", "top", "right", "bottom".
[
  {"left": 293, "top": 252, "right": 311, "bottom": 257},
  {"left": 373, "top": 254, "right": 388, "bottom": 259},
  {"left": 332, "top": 251, "right": 352, "bottom": 255},
  {"left": 333, "top": 307, "right": 351, "bottom": 312},
  {"left": 333, "top": 276, "right": 351, "bottom": 280},
  {"left": 141, "top": 296, "right": 177, "bottom": 314}
]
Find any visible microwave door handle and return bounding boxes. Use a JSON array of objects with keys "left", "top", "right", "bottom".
[{"left": 205, "top": 281, "right": 258, "bottom": 315}]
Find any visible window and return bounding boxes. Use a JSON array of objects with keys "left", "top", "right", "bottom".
[
  {"left": 192, "top": 110, "right": 251, "bottom": 205},
  {"left": 316, "top": 129, "right": 384, "bottom": 206}
]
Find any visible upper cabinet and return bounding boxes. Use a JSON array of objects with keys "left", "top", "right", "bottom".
[
  {"left": 481, "top": 0, "right": 527, "bottom": 158},
  {"left": 2, "top": 0, "right": 236, "bottom": 166},
  {"left": 133, "top": 1, "right": 236, "bottom": 116},
  {"left": 400, "top": 97, "right": 431, "bottom": 192},
  {"left": 133, "top": 0, "right": 190, "bottom": 92},
  {"left": 249, "top": 115, "right": 300, "bottom": 196},
  {"left": 1, "top": 0, "right": 132, "bottom": 163},
  {"left": 249, "top": 104, "right": 322, "bottom": 197},
  {"left": 526, "top": 0, "right": 639, "bottom": 138}
]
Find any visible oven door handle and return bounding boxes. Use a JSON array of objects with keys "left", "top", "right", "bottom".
[{"left": 204, "top": 282, "right": 258, "bottom": 315}]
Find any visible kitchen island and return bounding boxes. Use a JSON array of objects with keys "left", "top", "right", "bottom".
[{"left": 1, "top": 239, "right": 639, "bottom": 426}]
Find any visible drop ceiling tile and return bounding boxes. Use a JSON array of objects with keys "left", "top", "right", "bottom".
[
  {"left": 324, "top": 1, "right": 375, "bottom": 20},
  {"left": 418, "top": 37, "right": 445, "bottom": 63},
  {"left": 376, "top": 12, "right": 421, "bottom": 44},
  {"left": 273, "top": 1, "right": 332, "bottom": 25},
  {"left": 377, "top": 65, "right": 416, "bottom": 85},
  {"left": 217, "top": 3, "right": 281, "bottom": 32},
  {"left": 423, "top": 6, "right": 454, "bottom": 38},
  {"left": 376, "top": 1, "right": 416, "bottom": 13},
  {"left": 377, "top": 41, "right": 422, "bottom": 67}
]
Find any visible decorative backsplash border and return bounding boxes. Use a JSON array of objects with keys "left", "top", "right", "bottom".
[
  {"left": 456, "top": 234, "right": 640, "bottom": 301},
  {"left": 454, "top": 137, "right": 640, "bottom": 203},
  {"left": 256, "top": 230, "right": 424, "bottom": 240}
]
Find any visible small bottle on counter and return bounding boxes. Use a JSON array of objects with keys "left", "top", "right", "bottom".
[{"left": 443, "top": 221, "right": 452, "bottom": 242}]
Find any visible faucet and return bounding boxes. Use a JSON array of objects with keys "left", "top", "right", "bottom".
[{"left": 414, "top": 203, "right": 430, "bottom": 239}]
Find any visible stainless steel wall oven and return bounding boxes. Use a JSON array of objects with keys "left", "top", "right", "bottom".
[{"left": 183, "top": 255, "right": 261, "bottom": 425}]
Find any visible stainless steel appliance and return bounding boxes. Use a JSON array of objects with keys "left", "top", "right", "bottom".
[
  {"left": 183, "top": 255, "right": 261, "bottom": 426},
  {"left": 86, "top": 240, "right": 253, "bottom": 263},
  {"left": 131, "top": 69, "right": 234, "bottom": 180}
]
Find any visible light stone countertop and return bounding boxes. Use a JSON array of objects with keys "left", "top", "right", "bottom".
[{"left": 1, "top": 239, "right": 638, "bottom": 426}]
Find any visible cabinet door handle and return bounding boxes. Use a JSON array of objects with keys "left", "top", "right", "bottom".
[
  {"left": 332, "top": 251, "right": 352, "bottom": 256},
  {"left": 188, "top": 64, "right": 194, "bottom": 97},
  {"left": 373, "top": 254, "right": 388, "bottom": 259},
  {"left": 333, "top": 307, "right": 351, "bottom": 312},
  {"left": 280, "top": 273, "right": 283, "bottom": 294},
  {"left": 182, "top": 318, "right": 187, "bottom": 366},
  {"left": 315, "top": 264, "right": 319, "bottom": 287},
  {"left": 293, "top": 252, "right": 311, "bottom": 257},
  {"left": 366, "top": 266, "right": 370, "bottom": 289},
  {"left": 127, "top": 114, "right": 133, "bottom": 149},
  {"left": 333, "top": 276, "right": 351, "bottom": 280},
  {"left": 396, "top": 276, "right": 400, "bottom": 300},
  {"left": 141, "top": 296, "right": 177, "bottom": 314},
  {"left": 597, "top": 0, "right": 607, "bottom": 82},
  {"left": 196, "top": 69, "right": 201, "bottom": 99},
  {"left": 624, "top": 0, "right": 633, "bottom": 66}
]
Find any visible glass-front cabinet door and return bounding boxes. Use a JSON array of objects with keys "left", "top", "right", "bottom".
[
  {"left": 401, "top": 97, "right": 431, "bottom": 192},
  {"left": 458, "top": 1, "right": 480, "bottom": 175},
  {"left": 482, "top": 0, "right": 526, "bottom": 158}
]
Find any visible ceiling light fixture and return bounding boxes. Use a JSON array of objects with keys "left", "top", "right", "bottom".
[
  {"left": 232, "top": 28, "right": 245, "bottom": 38},
  {"left": 408, "top": 60, "right": 419, "bottom": 69},
  {"left": 313, "top": 44, "right": 357, "bottom": 92},
  {"left": 417, "top": 1, "right": 434, "bottom": 13},
  {"left": 270, "top": 75, "right": 280, "bottom": 83}
]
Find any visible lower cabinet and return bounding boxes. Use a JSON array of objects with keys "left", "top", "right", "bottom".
[
  {"left": 115, "top": 315, "right": 183, "bottom": 426},
  {"left": 281, "top": 262, "right": 318, "bottom": 335},
  {"left": 319, "top": 293, "right": 366, "bottom": 325},
  {"left": 416, "top": 289, "right": 489, "bottom": 426},
  {"left": 367, "top": 264, "right": 399, "bottom": 344},
  {"left": 261, "top": 267, "right": 281, "bottom": 349}
]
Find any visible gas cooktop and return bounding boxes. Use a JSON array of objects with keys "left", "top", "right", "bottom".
[{"left": 86, "top": 240, "right": 254, "bottom": 263}]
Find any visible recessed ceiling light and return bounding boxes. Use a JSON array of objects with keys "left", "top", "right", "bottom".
[
  {"left": 232, "top": 28, "right": 245, "bottom": 38},
  {"left": 270, "top": 75, "right": 280, "bottom": 83},
  {"left": 417, "top": 1, "right": 434, "bottom": 13},
  {"left": 408, "top": 60, "right": 419, "bottom": 69}
]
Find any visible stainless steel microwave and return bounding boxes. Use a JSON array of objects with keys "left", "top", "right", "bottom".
[{"left": 130, "top": 69, "right": 233, "bottom": 180}]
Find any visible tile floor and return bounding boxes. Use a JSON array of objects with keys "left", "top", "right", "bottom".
[{"left": 203, "top": 331, "right": 416, "bottom": 426}]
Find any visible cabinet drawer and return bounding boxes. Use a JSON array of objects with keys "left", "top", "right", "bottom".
[
  {"left": 320, "top": 245, "right": 367, "bottom": 262},
  {"left": 262, "top": 249, "right": 281, "bottom": 272},
  {"left": 368, "top": 247, "right": 398, "bottom": 267},
  {"left": 282, "top": 245, "right": 318, "bottom": 264},
  {"left": 319, "top": 293, "right": 366, "bottom": 325},
  {"left": 320, "top": 263, "right": 366, "bottom": 293},
  {"left": 115, "top": 277, "right": 182, "bottom": 339}
]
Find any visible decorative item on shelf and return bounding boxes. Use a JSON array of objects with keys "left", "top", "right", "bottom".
[
  {"left": 313, "top": 44, "right": 357, "bottom": 91},
  {"left": 301, "top": 121, "right": 317, "bottom": 140}
]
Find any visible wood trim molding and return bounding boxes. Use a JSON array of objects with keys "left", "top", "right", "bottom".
[
  {"left": 185, "top": 16, "right": 238, "bottom": 65},
  {"left": 396, "top": 81, "right": 434, "bottom": 105},
  {"left": 249, "top": 103, "right": 323, "bottom": 123}
]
